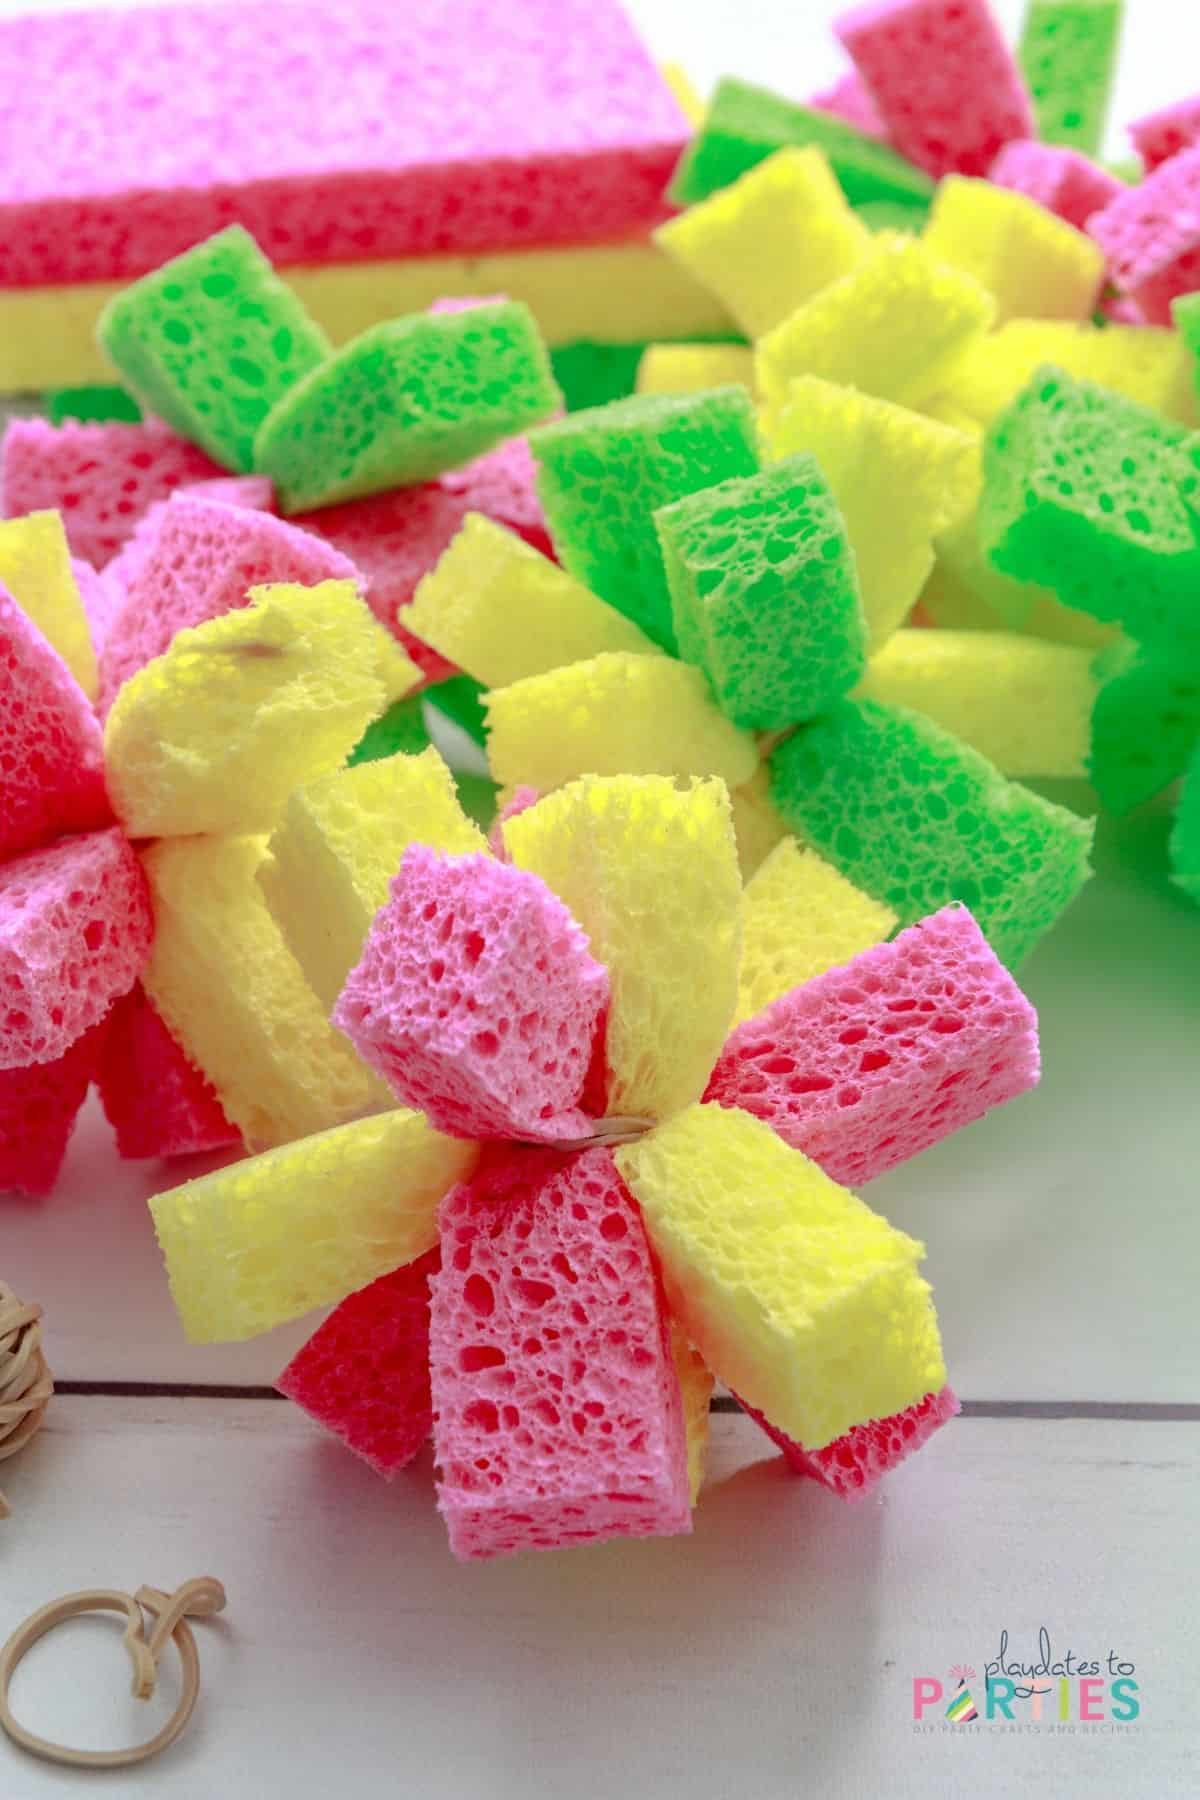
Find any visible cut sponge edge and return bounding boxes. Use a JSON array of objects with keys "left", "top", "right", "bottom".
[
  {"left": 97, "top": 985, "right": 240, "bottom": 1162},
  {"left": 745, "top": 1383, "right": 960, "bottom": 1500},
  {"left": 0, "top": 1022, "right": 108, "bottom": 1198}
]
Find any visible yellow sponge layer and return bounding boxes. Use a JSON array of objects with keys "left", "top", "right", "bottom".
[
  {"left": 943, "top": 319, "right": 1199, "bottom": 427},
  {"left": 484, "top": 652, "right": 759, "bottom": 793},
  {"left": 401, "top": 515, "right": 658, "bottom": 689},
  {"left": 141, "top": 834, "right": 377, "bottom": 1150},
  {"left": 259, "top": 747, "right": 486, "bottom": 1013},
  {"left": 656, "top": 148, "right": 870, "bottom": 340},
  {"left": 670, "top": 1325, "right": 715, "bottom": 1505},
  {"left": 617, "top": 1103, "right": 945, "bottom": 1449},
  {"left": 923, "top": 177, "right": 1105, "bottom": 324},
  {"left": 857, "top": 629, "right": 1097, "bottom": 778},
  {"left": 505, "top": 775, "right": 742, "bottom": 1121},
  {"left": 660, "top": 62, "right": 705, "bottom": 126},
  {"left": 151, "top": 1110, "right": 478, "bottom": 1343},
  {"left": 762, "top": 375, "right": 977, "bottom": 645},
  {"left": 0, "top": 511, "right": 98, "bottom": 700},
  {"left": 736, "top": 838, "right": 897, "bottom": 1025},
  {"left": 637, "top": 342, "right": 756, "bottom": 398},
  {"left": 729, "top": 764, "right": 794, "bottom": 879},
  {"left": 756, "top": 237, "right": 994, "bottom": 411}
]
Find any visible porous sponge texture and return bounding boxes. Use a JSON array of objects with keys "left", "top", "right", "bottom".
[
  {"left": 769, "top": 698, "right": 1094, "bottom": 967},
  {"left": 748, "top": 1382, "right": 959, "bottom": 1499},
  {"left": 401, "top": 514, "right": 657, "bottom": 689},
  {"left": 0, "top": 1023, "right": 106, "bottom": 1198},
  {"left": 1018, "top": 0, "right": 1122, "bottom": 153},
  {"left": 337, "top": 847, "right": 609, "bottom": 1143},
  {"left": 945, "top": 321, "right": 1197, "bottom": 428},
  {"left": 0, "top": 585, "right": 110, "bottom": 860},
  {"left": 656, "top": 454, "right": 868, "bottom": 730},
  {"left": 921, "top": 176, "right": 1104, "bottom": 322},
  {"left": 505, "top": 776, "right": 742, "bottom": 1122},
  {"left": 260, "top": 748, "right": 486, "bottom": 1014},
  {"left": 835, "top": 0, "right": 1035, "bottom": 178},
  {"left": 97, "top": 985, "right": 239, "bottom": 1162},
  {"left": 656, "top": 147, "right": 870, "bottom": 339},
  {"left": 735, "top": 838, "right": 898, "bottom": 1026},
  {"left": 0, "top": 829, "right": 151, "bottom": 1070},
  {"left": 0, "top": 511, "right": 98, "bottom": 698},
  {"left": 140, "top": 835, "right": 377, "bottom": 1150},
  {"left": 636, "top": 343, "right": 757, "bottom": 398},
  {"left": 708, "top": 903, "right": 1040, "bottom": 1187},
  {"left": 277, "top": 1249, "right": 440, "bottom": 1477},
  {"left": 531, "top": 387, "right": 760, "bottom": 651},
  {"left": 988, "top": 140, "right": 1123, "bottom": 233},
  {"left": 484, "top": 652, "right": 759, "bottom": 793},
  {"left": 151, "top": 1109, "right": 477, "bottom": 1343},
  {"left": 1170, "top": 741, "right": 1200, "bottom": 905},
  {"left": 430, "top": 1146, "right": 690, "bottom": 1560},
  {"left": 617, "top": 1102, "right": 945, "bottom": 1449},
  {"left": 254, "top": 301, "right": 562, "bottom": 513},
  {"left": 1089, "top": 640, "right": 1200, "bottom": 814},
  {"left": 1088, "top": 147, "right": 1200, "bottom": 325}
]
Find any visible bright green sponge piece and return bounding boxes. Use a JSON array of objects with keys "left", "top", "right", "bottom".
[
  {"left": 769, "top": 697, "right": 1094, "bottom": 967},
  {"left": 1169, "top": 742, "right": 1200, "bottom": 906},
  {"left": 1089, "top": 637, "right": 1200, "bottom": 814},
  {"left": 1018, "top": 0, "right": 1124, "bottom": 156},
  {"left": 655, "top": 453, "right": 867, "bottom": 730},
  {"left": 98, "top": 225, "right": 330, "bottom": 474},
  {"left": 255, "top": 300, "right": 561, "bottom": 513},
  {"left": 530, "top": 386, "right": 759, "bottom": 653}
]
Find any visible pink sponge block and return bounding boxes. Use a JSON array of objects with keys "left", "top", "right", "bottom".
[
  {"left": 0, "top": 1021, "right": 107, "bottom": 1198},
  {"left": 278, "top": 1249, "right": 440, "bottom": 1477},
  {"left": 336, "top": 846, "right": 609, "bottom": 1143},
  {"left": 1088, "top": 146, "right": 1200, "bottom": 325},
  {"left": 98, "top": 985, "right": 239, "bottom": 1162},
  {"left": 835, "top": 0, "right": 1035, "bottom": 178},
  {"left": 745, "top": 1384, "right": 960, "bottom": 1500},
  {"left": 0, "top": 583, "right": 111, "bottom": 860},
  {"left": 430, "top": 1146, "right": 691, "bottom": 1561},
  {"left": 809, "top": 70, "right": 885, "bottom": 139},
  {"left": 0, "top": 828, "right": 152, "bottom": 1070},
  {"left": 0, "top": 0, "right": 687, "bottom": 287},
  {"left": 99, "top": 475, "right": 276, "bottom": 613},
  {"left": 0, "top": 419, "right": 221, "bottom": 569},
  {"left": 706, "top": 904, "right": 1040, "bottom": 1189},
  {"left": 989, "top": 140, "right": 1123, "bottom": 233},
  {"left": 1130, "top": 96, "right": 1200, "bottom": 173}
]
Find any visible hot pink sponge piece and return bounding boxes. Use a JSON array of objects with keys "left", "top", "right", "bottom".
[
  {"left": 0, "top": 1021, "right": 107, "bottom": 1197},
  {"left": 0, "top": 584, "right": 111, "bottom": 860},
  {"left": 277, "top": 1249, "right": 440, "bottom": 1477},
  {"left": 835, "top": 0, "right": 1035, "bottom": 178},
  {"left": 1088, "top": 146, "right": 1200, "bottom": 326},
  {"left": 989, "top": 140, "right": 1123, "bottom": 233},
  {"left": 98, "top": 985, "right": 240, "bottom": 1162},
  {"left": 745, "top": 1384, "right": 960, "bottom": 1500},
  {"left": 0, "top": 0, "right": 687, "bottom": 287},
  {"left": 706, "top": 904, "right": 1039, "bottom": 1189},
  {"left": 1130, "top": 95, "right": 1200, "bottom": 173},
  {"left": 336, "top": 846, "right": 609, "bottom": 1143},
  {"left": 0, "top": 827, "right": 152, "bottom": 1070},
  {"left": 809, "top": 70, "right": 885, "bottom": 138},
  {"left": 430, "top": 1146, "right": 691, "bottom": 1560}
]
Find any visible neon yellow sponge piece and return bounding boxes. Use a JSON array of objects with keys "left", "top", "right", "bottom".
[
  {"left": 484, "top": 652, "right": 759, "bottom": 794},
  {"left": 505, "top": 776, "right": 742, "bottom": 1122},
  {"left": 656, "top": 148, "right": 870, "bottom": 340},
  {"left": 104, "top": 580, "right": 416, "bottom": 838},
  {"left": 0, "top": 510, "right": 98, "bottom": 700},
  {"left": 141, "top": 834, "right": 377, "bottom": 1151},
  {"left": 401, "top": 515, "right": 658, "bottom": 689},
  {"left": 617, "top": 1104, "right": 945, "bottom": 1449},
  {"left": 636, "top": 342, "right": 756, "bottom": 398},
  {"left": 922, "top": 177, "right": 1105, "bottom": 324},
  {"left": 151, "top": 1110, "right": 478, "bottom": 1343},
  {"left": 755, "top": 236, "right": 994, "bottom": 411},
  {"left": 670, "top": 1326, "right": 715, "bottom": 1506},
  {"left": 763, "top": 375, "right": 976, "bottom": 645},
  {"left": 735, "top": 838, "right": 897, "bottom": 1025},
  {"left": 729, "top": 765, "right": 793, "bottom": 879},
  {"left": 259, "top": 747, "right": 486, "bottom": 1013},
  {"left": 943, "top": 319, "right": 1199, "bottom": 427}
]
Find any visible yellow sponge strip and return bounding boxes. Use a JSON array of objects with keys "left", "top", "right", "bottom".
[
  {"left": 942, "top": 319, "right": 1199, "bottom": 427},
  {"left": 484, "top": 652, "right": 759, "bottom": 793},
  {"left": 670, "top": 1325, "right": 715, "bottom": 1505},
  {"left": 617, "top": 1103, "right": 945, "bottom": 1449},
  {"left": 505, "top": 775, "right": 742, "bottom": 1121},
  {"left": 259, "top": 747, "right": 486, "bottom": 1013},
  {"left": 151, "top": 1111, "right": 478, "bottom": 1343},
  {"left": 637, "top": 342, "right": 756, "bottom": 398},
  {"left": 661, "top": 62, "right": 705, "bottom": 125},
  {"left": 401, "top": 515, "right": 659, "bottom": 689},
  {"left": 141, "top": 834, "right": 378, "bottom": 1151},
  {"left": 736, "top": 838, "right": 898, "bottom": 1024},
  {"left": 656, "top": 148, "right": 870, "bottom": 340},
  {"left": 729, "top": 764, "right": 794, "bottom": 880},
  {"left": 0, "top": 511, "right": 98, "bottom": 700},
  {"left": 922, "top": 178, "right": 1105, "bottom": 326}
]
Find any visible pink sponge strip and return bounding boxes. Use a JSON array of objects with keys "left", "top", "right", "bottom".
[
  {"left": 430, "top": 1146, "right": 691, "bottom": 1560},
  {"left": 278, "top": 1249, "right": 440, "bottom": 1477},
  {"left": 744, "top": 1384, "right": 960, "bottom": 1499},
  {"left": 336, "top": 846, "right": 608, "bottom": 1143},
  {"left": 989, "top": 140, "right": 1122, "bottom": 232},
  {"left": 809, "top": 70, "right": 885, "bottom": 139},
  {"left": 1088, "top": 146, "right": 1200, "bottom": 325},
  {"left": 0, "top": 828, "right": 152, "bottom": 1070},
  {"left": 0, "top": 584, "right": 111, "bottom": 860},
  {"left": 835, "top": 0, "right": 1035, "bottom": 178},
  {"left": 0, "top": 1021, "right": 107, "bottom": 1198},
  {"left": 1130, "top": 96, "right": 1200, "bottom": 173},
  {"left": 98, "top": 985, "right": 240, "bottom": 1162},
  {"left": 1, "top": 419, "right": 221, "bottom": 570},
  {"left": 0, "top": 0, "right": 687, "bottom": 287},
  {"left": 70, "top": 558, "right": 118, "bottom": 660},
  {"left": 706, "top": 904, "right": 1039, "bottom": 1189}
]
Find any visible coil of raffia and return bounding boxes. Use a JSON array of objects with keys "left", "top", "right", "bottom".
[{"left": 0, "top": 1283, "right": 52, "bottom": 1520}]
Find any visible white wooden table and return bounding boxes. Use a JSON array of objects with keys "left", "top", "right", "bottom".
[{"left": 3, "top": 3, "right": 1200, "bottom": 1794}]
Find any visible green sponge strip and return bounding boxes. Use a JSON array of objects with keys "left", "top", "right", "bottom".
[
  {"left": 348, "top": 694, "right": 432, "bottom": 767},
  {"left": 1169, "top": 742, "right": 1200, "bottom": 905},
  {"left": 47, "top": 384, "right": 142, "bottom": 424},
  {"left": 1089, "top": 638, "right": 1200, "bottom": 813},
  {"left": 423, "top": 673, "right": 490, "bottom": 750},
  {"left": 1018, "top": 0, "right": 1123, "bottom": 155}
]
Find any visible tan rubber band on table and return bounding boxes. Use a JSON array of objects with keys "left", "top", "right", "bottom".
[{"left": 0, "top": 1281, "right": 53, "bottom": 1521}]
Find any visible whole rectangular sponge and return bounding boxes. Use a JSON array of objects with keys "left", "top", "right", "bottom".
[
  {"left": 0, "top": 1022, "right": 107, "bottom": 1199},
  {"left": 1017, "top": 0, "right": 1123, "bottom": 155},
  {"left": 98, "top": 985, "right": 240, "bottom": 1162},
  {"left": 0, "top": 0, "right": 688, "bottom": 287}
]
